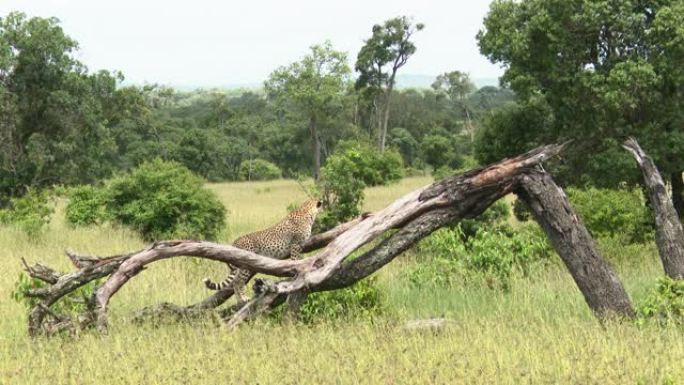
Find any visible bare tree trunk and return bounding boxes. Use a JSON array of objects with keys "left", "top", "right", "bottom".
[
  {"left": 379, "top": 87, "right": 393, "bottom": 153},
  {"left": 672, "top": 171, "right": 684, "bottom": 219},
  {"left": 517, "top": 170, "right": 635, "bottom": 318},
  {"left": 623, "top": 138, "right": 684, "bottom": 279},
  {"left": 309, "top": 115, "right": 321, "bottom": 180}
]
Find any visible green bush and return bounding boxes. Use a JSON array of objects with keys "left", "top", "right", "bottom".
[
  {"left": 567, "top": 187, "right": 653, "bottom": 243},
  {"left": 333, "top": 141, "right": 404, "bottom": 187},
  {"left": 316, "top": 151, "right": 366, "bottom": 232},
  {"left": 408, "top": 222, "right": 552, "bottom": 291},
  {"left": 432, "top": 166, "right": 455, "bottom": 181},
  {"left": 299, "top": 277, "right": 384, "bottom": 323},
  {"left": 316, "top": 142, "right": 404, "bottom": 231},
  {"left": 0, "top": 189, "right": 54, "bottom": 236},
  {"left": 458, "top": 199, "right": 511, "bottom": 242},
  {"left": 238, "top": 158, "right": 282, "bottom": 181},
  {"left": 637, "top": 277, "right": 684, "bottom": 326},
  {"left": 65, "top": 185, "right": 109, "bottom": 226},
  {"left": 65, "top": 159, "right": 227, "bottom": 241},
  {"left": 270, "top": 277, "right": 384, "bottom": 323}
]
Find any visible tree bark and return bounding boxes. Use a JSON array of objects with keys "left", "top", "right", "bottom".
[
  {"left": 623, "top": 138, "right": 684, "bottom": 279},
  {"left": 517, "top": 170, "right": 635, "bottom": 318},
  {"left": 309, "top": 115, "right": 321, "bottom": 180},
  {"left": 672, "top": 170, "right": 684, "bottom": 219},
  {"left": 378, "top": 85, "right": 394, "bottom": 153}
]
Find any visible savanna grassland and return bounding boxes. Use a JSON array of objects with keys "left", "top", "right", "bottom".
[{"left": 1, "top": 176, "right": 683, "bottom": 385}]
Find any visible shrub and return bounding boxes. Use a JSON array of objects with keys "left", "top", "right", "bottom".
[
  {"left": 317, "top": 153, "right": 365, "bottom": 231},
  {"left": 408, "top": 222, "right": 552, "bottom": 291},
  {"left": 637, "top": 277, "right": 684, "bottom": 326},
  {"left": 567, "top": 187, "right": 653, "bottom": 243},
  {"left": 458, "top": 199, "right": 511, "bottom": 242},
  {"left": 65, "top": 185, "right": 109, "bottom": 226},
  {"left": 0, "top": 189, "right": 54, "bottom": 237},
  {"left": 333, "top": 141, "right": 404, "bottom": 187},
  {"left": 316, "top": 142, "right": 404, "bottom": 231},
  {"left": 465, "top": 224, "right": 552, "bottom": 290},
  {"left": 65, "top": 159, "right": 227, "bottom": 241},
  {"left": 432, "top": 166, "right": 455, "bottom": 181},
  {"left": 270, "top": 277, "right": 384, "bottom": 323},
  {"left": 239, "top": 158, "right": 282, "bottom": 181},
  {"left": 299, "top": 277, "right": 384, "bottom": 322}
]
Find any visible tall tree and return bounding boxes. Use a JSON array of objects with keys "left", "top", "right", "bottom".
[
  {"left": 355, "top": 16, "right": 424, "bottom": 152},
  {"left": 477, "top": 0, "right": 684, "bottom": 214},
  {"left": 432, "top": 71, "right": 476, "bottom": 142},
  {"left": 265, "top": 41, "right": 350, "bottom": 180},
  {"left": 0, "top": 12, "right": 123, "bottom": 198}
]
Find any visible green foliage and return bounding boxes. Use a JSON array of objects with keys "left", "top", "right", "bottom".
[
  {"left": 0, "top": 12, "right": 122, "bottom": 197},
  {"left": 316, "top": 142, "right": 404, "bottom": 230},
  {"left": 567, "top": 187, "right": 653, "bottom": 243},
  {"left": 355, "top": 16, "right": 424, "bottom": 92},
  {"left": 105, "top": 159, "right": 226, "bottom": 241},
  {"left": 458, "top": 199, "right": 511, "bottom": 242},
  {"left": 637, "top": 277, "right": 684, "bottom": 326},
  {"left": 332, "top": 142, "right": 404, "bottom": 187},
  {"left": 265, "top": 40, "right": 351, "bottom": 177},
  {"left": 432, "top": 166, "right": 455, "bottom": 181},
  {"left": 389, "top": 127, "right": 419, "bottom": 166},
  {"left": 238, "top": 159, "right": 282, "bottom": 181},
  {"left": 420, "top": 128, "right": 466, "bottom": 170},
  {"left": 355, "top": 16, "right": 424, "bottom": 151},
  {"left": 474, "top": 97, "right": 551, "bottom": 166},
  {"left": 12, "top": 272, "right": 102, "bottom": 315},
  {"left": 298, "top": 277, "right": 384, "bottom": 323},
  {"left": 512, "top": 199, "right": 531, "bottom": 222},
  {"left": 317, "top": 151, "right": 366, "bottom": 231},
  {"left": 64, "top": 185, "right": 109, "bottom": 226},
  {"left": 408, "top": 220, "right": 551, "bottom": 291},
  {"left": 477, "top": 0, "right": 684, "bottom": 187},
  {"left": 65, "top": 159, "right": 227, "bottom": 241},
  {"left": 0, "top": 189, "right": 54, "bottom": 236}
]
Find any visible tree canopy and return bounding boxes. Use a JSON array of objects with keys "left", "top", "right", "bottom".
[
  {"left": 477, "top": 0, "right": 684, "bottom": 202},
  {"left": 355, "top": 16, "right": 424, "bottom": 152}
]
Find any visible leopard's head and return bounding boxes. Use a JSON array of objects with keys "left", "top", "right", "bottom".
[{"left": 295, "top": 199, "right": 322, "bottom": 221}]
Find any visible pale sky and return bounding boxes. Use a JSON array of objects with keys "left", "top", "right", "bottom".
[{"left": 0, "top": 0, "right": 503, "bottom": 88}]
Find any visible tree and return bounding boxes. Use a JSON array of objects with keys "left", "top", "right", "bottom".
[
  {"left": 0, "top": 12, "right": 151, "bottom": 199},
  {"left": 477, "top": 0, "right": 684, "bottom": 215},
  {"left": 355, "top": 16, "right": 424, "bottom": 152},
  {"left": 265, "top": 41, "right": 350, "bottom": 180},
  {"left": 432, "top": 71, "right": 476, "bottom": 142}
]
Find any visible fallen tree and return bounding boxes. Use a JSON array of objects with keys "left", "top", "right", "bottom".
[{"left": 20, "top": 142, "right": 637, "bottom": 336}]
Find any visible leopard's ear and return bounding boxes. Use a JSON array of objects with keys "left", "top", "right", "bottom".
[{"left": 316, "top": 200, "right": 322, "bottom": 208}]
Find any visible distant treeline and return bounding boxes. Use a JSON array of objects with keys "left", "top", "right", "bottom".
[{"left": 0, "top": 11, "right": 514, "bottom": 202}]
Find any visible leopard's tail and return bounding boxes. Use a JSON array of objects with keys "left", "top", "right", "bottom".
[{"left": 203, "top": 264, "right": 239, "bottom": 290}]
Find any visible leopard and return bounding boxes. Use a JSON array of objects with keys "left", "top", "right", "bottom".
[{"left": 203, "top": 199, "right": 321, "bottom": 303}]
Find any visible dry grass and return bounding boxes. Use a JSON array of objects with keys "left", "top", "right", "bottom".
[{"left": 1, "top": 176, "right": 682, "bottom": 384}]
